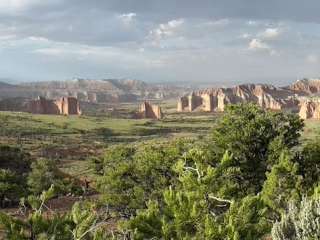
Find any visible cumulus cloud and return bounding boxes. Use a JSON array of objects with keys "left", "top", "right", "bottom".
[{"left": 260, "top": 28, "right": 281, "bottom": 40}]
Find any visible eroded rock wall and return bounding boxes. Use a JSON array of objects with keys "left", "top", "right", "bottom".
[
  {"left": 138, "top": 101, "right": 163, "bottom": 119},
  {"left": 28, "top": 96, "right": 81, "bottom": 115},
  {"left": 177, "top": 83, "right": 298, "bottom": 112},
  {"left": 299, "top": 100, "right": 320, "bottom": 119}
]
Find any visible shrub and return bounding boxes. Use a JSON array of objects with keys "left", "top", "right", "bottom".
[{"left": 272, "top": 197, "right": 320, "bottom": 240}]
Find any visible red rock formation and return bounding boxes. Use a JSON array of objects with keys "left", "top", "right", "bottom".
[
  {"left": 28, "top": 96, "right": 81, "bottom": 115},
  {"left": 288, "top": 79, "right": 320, "bottom": 95},
  {"left": 177, "top": 96, "right": 189, "bottom": 112},
  {"left": 137, "top": 101, "right": 163, "bottom": 119},
  {"left": 299, "top": 100, "right": 320, "bottom": 119},
  {"left": 177, "top": 83, "right": 299, "bottom": 112}
]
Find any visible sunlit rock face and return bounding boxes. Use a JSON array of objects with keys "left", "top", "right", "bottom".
[
  {"left": 27, "top": 96, "right": 81, "bottom": 115},
  {"left": 136, "top": 101, "right": 163, "bottom": 119},
  {"left": 177, "top": 83, "right": 299, "bottom": 112},
  {"left": 299, "top": 100, "right": 320, "bottom": 119},
  {"left": 288, "top": 78, "right": 320, "bottom": 95}
]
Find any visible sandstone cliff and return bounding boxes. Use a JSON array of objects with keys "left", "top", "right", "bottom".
[
  {"left": 299, "top": 100, "right": 320, "bottom": 119},
  {"left": 288, "top": 78, "right": 320, "bottom": 95},
  {"left": 27, "top": 96, "right": 81, "bottom": 115},
  {"left": 178, "top": 83, "right": 298, "bottom": 112},
  {"left": 137, "top": 101, "right": 163, "bottom": 119}
]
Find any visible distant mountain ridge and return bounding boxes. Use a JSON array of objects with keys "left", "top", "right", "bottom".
[{"left": 0, "top": 78, "right": 188, "bottom": 103}]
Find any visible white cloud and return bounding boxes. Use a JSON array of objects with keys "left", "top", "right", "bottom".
[
  {"left": 261, "top": 28, "right": 281, "bottom": 40},
  {"left": 0, "top": 0, "right": 60, "bottom": 12},
  {"left": 150, "top": 19, "right": 184, "bottom": 39},
  {"left": 117, "top": 13, "right": 137, "bottom": 24},
  {"left": 248, "top": 38, "right": 270, "bottom": 50}
]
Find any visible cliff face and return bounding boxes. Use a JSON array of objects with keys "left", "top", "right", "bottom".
[
  {"left": 299, "top": 100, "right": 320, "bottom": 119},
  {"left": 137, "top": 101, "right": 163, "bottom": 119},
  {"left": 27, "top": 96, "right": 81, "bottom": 115},
  {"left": 288, "top": 79, "right": 320, "bottom": 95},
  {"left": 177, "top": 83, "right": 298, "bottom": 112}
]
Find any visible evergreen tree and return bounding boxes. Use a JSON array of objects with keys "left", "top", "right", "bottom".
[
  {"left": 261, "top": 150, "right": 302, "bottom": 214},
  {"left": 27, "top": 158, "right": 61, "bottom": 195},
  {"left": 210, "top": 104, "right": 304, "bottom": 197}
]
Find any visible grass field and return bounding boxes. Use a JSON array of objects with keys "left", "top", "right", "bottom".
[
  {"left": 0, "top": 109, "right": 218, "bottom": 162},
  {"left": 1, "top": 107, "right": 319, "bottom": 179}
]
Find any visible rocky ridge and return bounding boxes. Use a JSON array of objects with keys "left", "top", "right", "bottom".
[{"left": 177, "top": 78, "right": 320, "bottom": 119}]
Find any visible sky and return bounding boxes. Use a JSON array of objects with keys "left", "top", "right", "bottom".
[{"left": 0, "top": 0, "right": 320, "bottom": 85}]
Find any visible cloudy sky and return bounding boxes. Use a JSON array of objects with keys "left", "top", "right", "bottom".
[{"left": 0, "top": 0, "right": 320, "bottom": 85}]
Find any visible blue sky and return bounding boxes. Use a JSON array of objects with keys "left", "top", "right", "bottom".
[{"left": 0, "top": 0, "right": 320, "bottom": 85}]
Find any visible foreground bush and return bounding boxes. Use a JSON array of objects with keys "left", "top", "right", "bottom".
[
  {"left": 0, "top": 145, "right": 30, "bottom": 206},
  {"left": 96, "top": 140, "right": 193, "bottom": 217},
  {"left": 272, "top": 197, "right": 320, "bottom": 240},
  {"left": 0, "top": 186, "right": 110, "bottom": 240}
]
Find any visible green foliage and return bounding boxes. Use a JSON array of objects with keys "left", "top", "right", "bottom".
[
  {"left": 0, "top": 169, "right": 27, "bottom": 207},
  {"left": 272, "top": 197, "right": 320, "bottom": 240},
  {"left": 127, "top": 148, "right": 229, "bottom": 239},
  {"left": 3, "top": 103, "right": 320, "bottom": 239},
  {"left": 0, "top": 145, "right": 30, "bottom": 206},
  {"left": 298, "top": 139, "right": 320, "bottom": 195},
  {"left": 27, "top": 158, "right": 63, "bottom": 195},
  {"left": 0, "top": 186, "right": 73, "bottom": 240},
  {"left": 0, "top": 145, "right": 30, "bottom": 174},
  {"left": 210, "top": 104, "right": 304, "bottom": 197},
  {"left": 261, "top": 150, "right": 302, "bottom": 213},
  {"left": 225, "top": 195, "right": 270, "bottom": 240},
  {"left": 0, "top": 186, "right": 110, "bottom": 240},
  {"left": 97, "top": 140, "right": 191, "bottom": 217},
  {"left": 27, "top": 158, "right": 81, "bottom": 196},
  {"left": 70, "top": 201, "right": 109, "bottom": 240}
]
